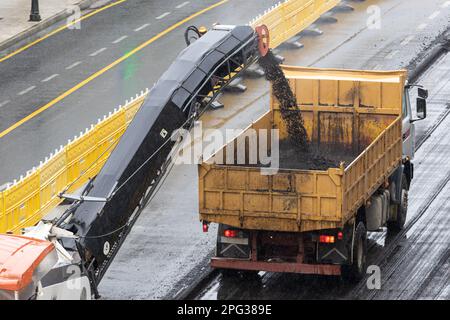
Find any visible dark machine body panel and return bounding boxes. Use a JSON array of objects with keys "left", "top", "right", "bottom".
[{"left": 63, "top": 25, "right": 260, "bottom": 271}]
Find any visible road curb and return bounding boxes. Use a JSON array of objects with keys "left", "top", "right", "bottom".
[{"left": 0, "top": 0, "right": 96, "bottom": 56}]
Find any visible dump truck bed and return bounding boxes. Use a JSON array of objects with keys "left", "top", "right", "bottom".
[{"left": 199, "top": 66, "right": 405, "bottom": 233}]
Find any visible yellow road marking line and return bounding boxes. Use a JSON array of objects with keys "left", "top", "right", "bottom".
[
  {"left": 0, "top": 0, "right": 127, "bottom": 63},
  {"left": 0, "top": 0, "right": 229, "bottom": 139}
]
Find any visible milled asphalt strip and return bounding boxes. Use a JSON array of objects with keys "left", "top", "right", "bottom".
[
  {"left": 66, "top": 61, "right": 82, "bottom": 70},
  {"left": 411, "top": 244, "right": 450, "bottom": 299},
  {"left": 362, "top": 171, "right": 450, "bottom": 300},
  {"left": 176, "top": 1, "right": 190, "bottom": 9},
  {"left": 41, "top": 74, "right": 59, "bottom": 82},
  {"left": 416, "top": 104, "right": 450, "bottom": 150},
  {"left": 89, "top": 47, "right": 107, "bottom": 56},
  {"left": 18, "top": 86, "right": 36, "bottom": 96}
]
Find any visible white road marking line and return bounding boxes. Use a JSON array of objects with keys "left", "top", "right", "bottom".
[
  {"left": 417, "top": 23, "right": 428, "bottom": 30},
  {"left": 386, "top": 50, "right": 399, "bottom": 59},
  {"left": 0, "top": 100, "right": 10, "bottom": 108},
  {"left": 156, "top": 12, "right": 171, "bottom": 19},
  {"left": 401, "top": 35, "right": 414, "bottom": 46},
  {"left": 134, "top": 23, "right": 150, "bottom": 32},
  {"left": 66, "top": 61, "right": 82, "bottom": 70},
  {"left": 174, "top": 286, "right": 186, "bottom": 298},
  {"left": 112, "top": 35, "right": 128, "bottom": 44},
  {"left": 176, "top": 1, "right": 190, "bottom": 9},
  {"left": 428, "top": 10, "right": 441, "bottom": 19},
  {"left": 89, "top": 47, "right": 107, "bottom": 57},
  {"left": 442, "top": 1, "right": 450, "bottom": 8},
  {"left": 18, "top": 86, "right": 36, "bottom": 96},
  {"left": 41, "top": 74, "right": 59, "bottom": 82}
]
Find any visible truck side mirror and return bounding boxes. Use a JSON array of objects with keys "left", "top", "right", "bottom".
[
  {"left": 416, "top": 97, "right": 427, "bottom": 120},
  {"left": 418, "top": 87, "right": 428, "bottom": 99}
]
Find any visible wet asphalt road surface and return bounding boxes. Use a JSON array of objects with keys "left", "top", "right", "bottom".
[{"left": 0, "top": 0, "right": 278, "bottom": 184}]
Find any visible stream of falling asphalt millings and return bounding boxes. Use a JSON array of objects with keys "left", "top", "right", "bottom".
[
  {"left": 258, "top": 51, "right": 309, "bottom": 150},
  {"left": 258, "top": 51, "right": 349, "bottom": 170}
]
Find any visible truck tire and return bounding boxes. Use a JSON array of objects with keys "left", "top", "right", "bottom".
[
  {"left": 342, "top": 222, "right": 367, "bottom": 282},
  {"left": 388, "top": 174, "right": 408, "bottom": 232}
]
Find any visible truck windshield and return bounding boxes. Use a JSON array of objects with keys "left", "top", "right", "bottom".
[{"left": 402, "top": 90, "right": 410, "bottom": 119}]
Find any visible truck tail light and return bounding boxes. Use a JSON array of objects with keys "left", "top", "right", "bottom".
[
  {"left": 224, "top": 229, "right": 238, "bottom": 238},
  {"left": 202, "top": 222, "right": 209, "bottom": 232},
  {"left": 337, "top": 231, "right": 343, "bottom": 240},
  {"left": 319, "top": 235, "right": 335, "bottom": 243}
]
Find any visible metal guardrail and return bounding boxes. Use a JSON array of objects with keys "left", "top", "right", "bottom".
[
  {"left": 0, "top": 91, "right": 147, "bottom": 234},
  {"left": 249, "top": 0, "right": 340, "bottom": 48},
  {"left": 0, "top": 0, "right": 340, "bottom": 234}
]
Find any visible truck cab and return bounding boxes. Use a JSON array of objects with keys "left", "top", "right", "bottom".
[
  {"left": 402, "top": 85, "right": 428, "bottom": 161},
  {"left": 0, "top": 234, "right": 57, "bottom": 300}
]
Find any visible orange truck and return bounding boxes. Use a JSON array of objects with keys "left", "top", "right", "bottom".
[{"left": 199, "top": 65, "right": 428, "bottom": 280}]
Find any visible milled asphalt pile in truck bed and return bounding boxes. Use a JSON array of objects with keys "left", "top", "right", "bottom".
[
  {"left": 277, "top": 141, "right": 357, "bottom": 170},
  {"left": 236, "top": 141, "right": 357, "bottom": 170},
  {"left": 253, "top": 51, "right": 357, "bottom": 170}
]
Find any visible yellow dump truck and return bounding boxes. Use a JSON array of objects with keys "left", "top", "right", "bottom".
[{"left": 198, "top": 66, "right": 428, "bottom": 280}]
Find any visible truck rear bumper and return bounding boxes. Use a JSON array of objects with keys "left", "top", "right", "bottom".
[{"left": 211, "top": 257, "right": 341, "bottom": 276}]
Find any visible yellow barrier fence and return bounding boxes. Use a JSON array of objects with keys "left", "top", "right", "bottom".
[
  {"left": 250, "top": 0, "right": 340, "bottom": 48},
  {"left": 0, "top": 0, "right": 340, "bottom": 234},
  {"left": 0, "top": 91, "right": 148, "bottom": 234}
]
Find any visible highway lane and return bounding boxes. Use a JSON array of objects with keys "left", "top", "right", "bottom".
[
  {"left": 99, "top": 0, "right": 450, "bottom": 299},
  {"left": 0, "top": 0, "right": 278, "bottom": 184}
]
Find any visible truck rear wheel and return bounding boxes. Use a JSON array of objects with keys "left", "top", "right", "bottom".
[
  {"left": 388, "top": 174, "right": 408, "bottom": 232},
  {"left": 342, "top": 222, "right": 367, "bottom": 282}
]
